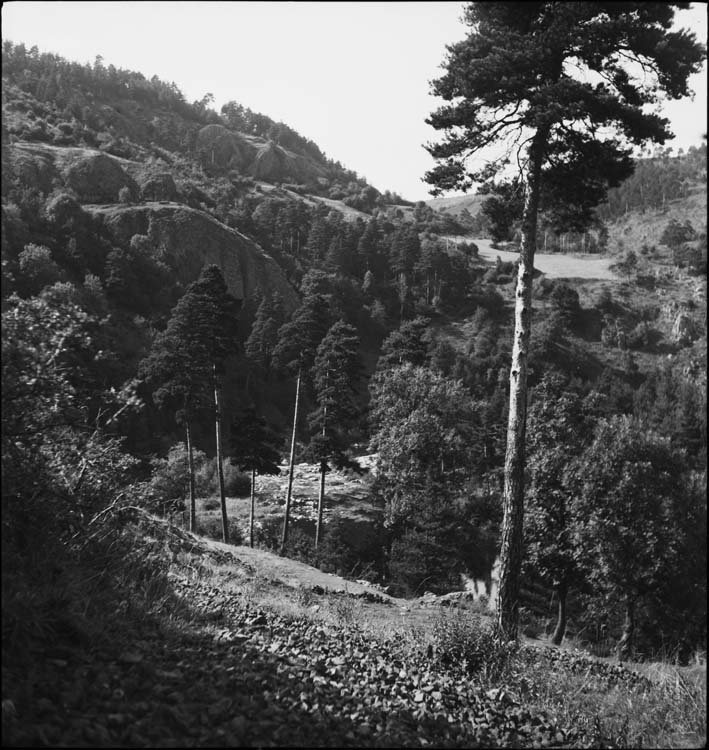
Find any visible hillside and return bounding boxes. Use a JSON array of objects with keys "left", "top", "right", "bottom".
[
  {"left": 2, "top": 37, "right": 707, "bottom": 750},
  {"left": 426, "top": 192, "right": 485, "bottom": 218},
  {"left": 3, "top": 510, "right": 704, "bottom": 748}
]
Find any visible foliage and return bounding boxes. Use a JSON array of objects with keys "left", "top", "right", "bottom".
[
  {"left": 229, "top": 407, "right": 282, "bottom": 477},
  {"left": 570, "top": 416, "right": 698, "bottom": 657},
  {"left": 369, "top": 364, "right": 476, "bottom": 529}
]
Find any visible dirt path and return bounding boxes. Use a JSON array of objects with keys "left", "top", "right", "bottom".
[{"left": 201, "top": 536, "right": 399, "bottom": 602}]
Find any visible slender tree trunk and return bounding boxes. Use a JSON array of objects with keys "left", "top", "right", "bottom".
[
  {"left": 551, "top": 580, "right": 568, "bottom": 646},
  {"left": 249, "top": 468, "right": 256, "bottom": 548},
  {"left": 616, "top": 594, "right": 635, "bottom": 662},
  {"left": 281, "top": 368, "right": 301, "bottom": 553},
  {"left": 186, "top": 418, "right": 196, "bottom": 533},
  {"left": 315, "top": 405, "right": 327, "bottom": 548},
  {"left": 497, "top": 128, "right": 548, "bottom": 640},
  {"left": 316, "top": 459, "right": 326, "bottom": 547},
  {"left": 214, "top": 369, "right": 228, "bottom": 544}
]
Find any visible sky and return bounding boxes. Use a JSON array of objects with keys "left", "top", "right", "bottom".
[{"left": 2, "top": 1, "right": 707, "bottom": 202}]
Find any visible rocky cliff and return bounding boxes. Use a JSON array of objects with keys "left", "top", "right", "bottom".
[
  {"left": 8, "top": 141, "right": 299, "bottom": 310},
  {"left": 87, "top": 202, "right": 299, "bottom": 309}
]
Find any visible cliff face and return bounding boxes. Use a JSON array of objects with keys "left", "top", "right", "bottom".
[
  {"left": 9, "top": 141, "right": 299, "bottom": 311},
  {"left": 86, "top": 202, "right": 299, "bottom": 309}
]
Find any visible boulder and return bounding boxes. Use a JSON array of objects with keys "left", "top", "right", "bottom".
[
  {"left": 195, "top": 124, "right": 255, "bottom": 170},
  {"left": 672, "top": 312, "right": 698, "bottom": 346},
  {"left": 139, "top": 172, "right": 179, "bottom": 202},
  {"left": 9, "top": 143, "right": 59, "bottom": 193},
  {"left": 64, "top": 152, "right": 138, "bottom": 203}
]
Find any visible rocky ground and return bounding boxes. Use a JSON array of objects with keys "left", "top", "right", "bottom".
[{"left": 2, "top": 514, "right": 656, "bottom": 748}]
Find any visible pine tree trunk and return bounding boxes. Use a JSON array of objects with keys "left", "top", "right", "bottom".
[
  {"left": 186, "top": 419, "right": 196, "bottom": 533},
  {"left": 551, "top": 580, "right": 568, "bottom": 645},
  {"left": 497, "top": 128, "right": 547, "bottom": 641},
  {"left": 316, "top": 460, "right": 326, "bottom": 548},
  {"left": 281, "top": 368, "right": 301, "bottom": 553},
  {"left": 249, "top": 468, "right": 256, "bottom": 548},
  {"left": 616, "top": 594, "right": 635, "bottom": 662},
  {"left": 214, "top": 369, "right": 228, "bottom": 544}
]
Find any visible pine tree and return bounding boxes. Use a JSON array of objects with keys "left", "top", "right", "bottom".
[
  {"left": 377, "top": 316, "right": 430, "bottom": 371},
  {"left": 229, "top": 407, "right": 282, "bottom": 548},
  {"left": 140, "top": 265, "right": 240, "bottom": 540},
  {"left": 272, "top": 293, "right": 331, "bottom": 551},
  {"left": 307, "top": 321, "right": 362, "bottom": 546},
  {"left": 425, "top": 2, "right": 705, "bottom": 639}
]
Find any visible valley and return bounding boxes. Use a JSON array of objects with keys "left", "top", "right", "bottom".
[{"left": 2, "top": 26, "right": 706, "bottom": 750}]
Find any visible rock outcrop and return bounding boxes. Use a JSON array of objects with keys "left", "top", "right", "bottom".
[
  {"left": 138, "top": 172, "right": 179, "bottom": 202},
  {"left": 64, "top": 152, "right": 139, "bottom": 203},
  {"left": 672, "top": 311, "right": 699, "bottom": 346},
  {"left": 194, "top": 125, "right": 328, "bottom": 184},
  {"left": 85, "top": 202, "right": 299, "bottom": 311},
  {"left": 195, "top": 124, "right": 255, "bottom": 171}
]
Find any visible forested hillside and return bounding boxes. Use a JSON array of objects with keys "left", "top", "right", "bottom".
[{"left": 2, "top": 33, "right": 707, "bottom": 748}]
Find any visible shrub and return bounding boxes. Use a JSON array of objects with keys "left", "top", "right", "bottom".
[
  {"left": 199, "top": 515, "right": 243, "bottom": 545},
  {"left": 202, "top": 497, "right": 220, "bottom": 512},
  {"left": 253, "top": 515, "right": 284, "bottom": 550},
  {"left": 627, "top": 321, "right": 658, "bottom": 351},
  {"left": 389, "top": 528, "right": 463, "bottom": 596},
  {"left": 195, "top": 459, "right": 251, "bottom": 497},
  {"left": 316, "top": 515, "right": 386, "bottom": 580},
  {"left": 282, "top": 527, "right": 316, "bottom": 565},
  {"left": 431, "top": 608, "right": 519, "bottom": 680}
]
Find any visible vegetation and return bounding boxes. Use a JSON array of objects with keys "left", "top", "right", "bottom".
[
  {"left": 424, "top": 1, "right": 705, "bottom": 639},
  {"left": 1, "top": 9, "right": 706, "bottom": 748}
]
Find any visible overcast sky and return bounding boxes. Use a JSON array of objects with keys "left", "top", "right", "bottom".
[{"left": 2, "top": 1, "right": 707, "bottom": 201}]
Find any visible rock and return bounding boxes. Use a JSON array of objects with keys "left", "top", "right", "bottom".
[
  {"left": 139, "top": 172, "right": 179, "bottom": 201},
  {"left": 672, "top": 312, "right": 697, "bottom": 345},
  {"left": 86, "top": 203, "right": 299, "bottom": 312},
  {"left": 195, "top": 124, "right": 255, "bottom": 171},
  {"left": 64, "top": 152, "right": 139, "bottom": 203}
]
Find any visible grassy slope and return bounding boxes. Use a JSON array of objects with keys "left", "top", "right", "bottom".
[{"left": 3, "top": 510, "right": 704, "bottom": 748}]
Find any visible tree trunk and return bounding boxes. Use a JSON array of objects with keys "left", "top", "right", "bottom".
[
  {"left": 214, "top": 370, "right": 228, "bottom": 544},
  {"left": 281, "top": 368, "right": 301, "bottom": 553},
  {"left": 249, "top": 468, "right": 256, "bottom": 548},
  {"left": 497, "top": 128, "right": 547, "bottom": 640},
  {"left": 616, "top": 594, "right": 635, "bottom": 662},
  {"left": 551, "top": 580, "right": 568, "bottom": 645},
  {"left": 316, "top": 460, "right": 326, "bottom": 548},
  {"left": 186, "top": 419, "right": 196, "bottom": 533}
]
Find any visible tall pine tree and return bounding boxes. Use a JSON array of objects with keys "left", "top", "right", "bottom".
[
  {"left": 140, "top": 265, "right": 240, "bottom": 540},
  {"left": 307, "top": 321, "right": 363, "bottom": 546},
  {"left": 272, "top": 292, "right": 331, "bottom": 551},
  {"left": 425, "top": 2, "right": 705, "bottom": 639}
]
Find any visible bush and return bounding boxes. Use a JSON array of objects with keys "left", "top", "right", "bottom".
[
  {"left": 627, "top": 321, "right": 659, "bottom": 351},
  {"left": 316, "top": 515, "right": 386, "bottom": 580},
  {"left": 431, "top": 608, "right": 519, "bottom": 680},
  {"left": 195, "top": 459, "right": 251, "bottom": 497},
  {"left": 253, "top": 515, "right": 283, "bottom": 551},
  {"left": 282, "top": 527, "right": 316, "bottom": 565},
  {"left": 199, "top": 515, "right": 243, "bottom": 545},
  {"left": 389, "top": 528, "right": 463, "bottom": 596}
]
